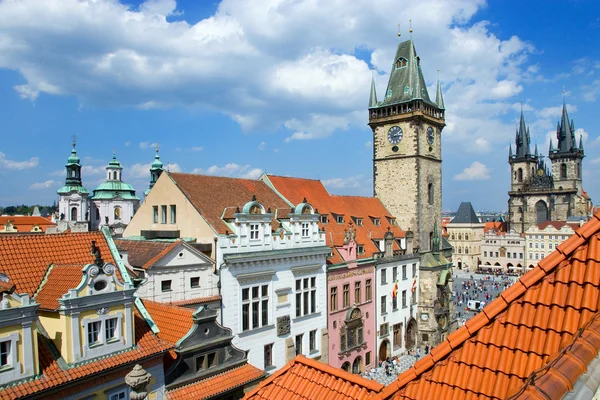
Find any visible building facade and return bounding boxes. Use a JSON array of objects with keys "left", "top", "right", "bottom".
[
  {"left": 508, "top": 104, "right": 592, "bottom": 233},
  {"left": 480, "top": 230, "right": 525, "bottom": 273},
  {"left": 368, "top": 39, "right": 445, "bottom": 252},
  {"left": 446, "top": 202, "right": 485, "bottom": 271},
  {"left": 57, "top": 141, "right": 89, "bottom": 225},
  {"left": 523, "top": 221, "right": 578, "bottom": 269}
]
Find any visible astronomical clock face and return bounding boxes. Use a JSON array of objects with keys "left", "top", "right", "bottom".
[
  {"left": 537, "top": 168, "right": 544, "bottom": 176},
  {"left": 427, "top": 127, "right": 435, "bottom": 144},
  {"left": 388, "top": 126, "right": 403, "bottom": 144}
]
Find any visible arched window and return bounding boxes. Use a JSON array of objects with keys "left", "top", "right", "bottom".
[
  {"left": 96, "top": 209, "right": 100, "bottom": 220},
  {"left": 395, "top": 58, "right": 407, "bottom": 69},
  {"left": 114, "top": 206, "right": 121, "bottom": 220},
  {"left": 341, "top": 362, "right": 351, "bottom": 372},
  {"left": 535, "top": 200, "right": 549, "bottom": 223},
  {"left": 458, "top": 234, "right": 462, "bottom": 240},
  {"left": 70, "top": 207, "right": 77, "bottom": 221},
  {"left": 465, "top": 247, "right": 469, "bottom": 254},
  {"left": 352, "top": 357, "right": 363, "bottom": 374},
  {"left": 428, "top": 183, "right": 434, "bottom": 205},
  {"left": 458, "top": 247, "right": 462, "bottom": 254},
  {"left": 577, "top": 163, "right": 581, "bottom": 178},
  {"left": 560, "top": 163, "right": 567, "bottom": 179},
  {"left": 340, "top": 308, "right": 364, "bottom": 352},
  {"left": 517, "top": 168, "right": 523, "bottom": 182},
  {"left": 113, "top": 171, "right": 118, "bottom": 180}
]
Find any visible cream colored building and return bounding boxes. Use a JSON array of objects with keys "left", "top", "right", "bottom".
[
  {"left": 524, "top": 221, "right": 578, "bottom": 269},
  {"left": 446, "top": 202, "right": 485, "bottom": 271},
  {"left": 480, "top": 230, "right": 525, "bottom": 273}
]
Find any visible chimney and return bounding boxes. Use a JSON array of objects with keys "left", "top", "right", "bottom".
[
  {"left": 384, "top": 229, "right": 394, "bottom": 258},
  {"left": 405, "top": 231, "right": 414, "bottom": 254}
]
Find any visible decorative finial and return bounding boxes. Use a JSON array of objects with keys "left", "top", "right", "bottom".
[
  {"left": 520, "top": 99, "right": 523, "bottom": 113},
  {"left": 562, "top": 86, "right": 566, "bottom": 103},
  {"left": 397, "top": 23, "right": 401, "bottom": 37},
  {"left": 155, "top": 143, "right": 159, "bottom": 154},
  {"left": 409, "top": 19, "right": 413, "bottom": 36},
  {"left": 113, "top": 147, "right": 116, "bottom": 156},
  {"left": 72, "top": 135, "right": 77, "bottom": 148}
]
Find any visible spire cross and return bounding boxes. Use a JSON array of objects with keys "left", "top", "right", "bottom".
[
  {"left": 113, "top": 147, "right": 116, "bottom": 156},
  {"left": 155, "top": 142, "right": 159, "bottom": 154},
  {"left": 72, "top": 135, "right": 77, "bottom": 148}
]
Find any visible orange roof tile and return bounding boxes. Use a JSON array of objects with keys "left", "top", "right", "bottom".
[
  {"left": 243, "top": 355, "right": 383, "bottom": 400},
  {"left": 375, "top": 211, "right": 600, "bottom": 400},
  {"left": 34, "top": 264, "right": 85, "bottom": 310},
  {"left": 141, "top": 299, "right": 194, "bottom": 344},
  {"left": 0, "top": 215, "right": 56, "bottom": 233},
  {"left": 169, "top": 172, "right": 291, "bottom": 235},
  {"left": 2, "top": 313, "right": 172, "bottom": 399},
  {"left": 168, "top": 294, "right": 222, "bottom": 307},
  {"left": 484, "top": 221, "right": 507, "bottom": 233},
  {"left": 116, "top": 239, "right": 177, "bottom": 269},
  {"left": 168, "top": 363, "right": 264, "bottom": 400},
  {"left": 0, "top": 231, "right": 116, "bottom": 296},
  {"left": 266, "top": 175, "right": 405, "bottom": 263}
]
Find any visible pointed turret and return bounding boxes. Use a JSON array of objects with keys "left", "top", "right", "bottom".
[
  {"left": 579, "top": 134, "right": 584, "bottom": 152},
  {"left": 534, "top": 142, "right": 538, "bottom": 157},
  {"left": 514, "top": 110, "right": 532, "bottom": 158},
  {"left": 549, "top": 138, "right": 554, "bottom": 153},
  {"left": 57, "top": 139, "right": 89, "bottom": 222},
  {"left": 435, "top": 72, "right": 445, "bottom": 109},
  {"left": 145, "top": 144, "right": 164, "bottom": 196},
  {"left": 557, "top": 101, "right": 576, "bottom": 153},
  {"left": 508, "top": 142, "right": 513, "bottom": 158},
  {"left": 368, "top": 70, "right": 378, "bottom": 108}
]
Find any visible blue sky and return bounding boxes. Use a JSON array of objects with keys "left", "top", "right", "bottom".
[{"left": 0, "top": 0, "right": 599, "bottom": 213}]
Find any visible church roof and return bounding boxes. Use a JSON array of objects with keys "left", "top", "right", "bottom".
[
  {"left": 91, "top": 181, "right": 139, "bottom": 200},
  {"left": 57, "top": 184, "right": 90, "bottom": 195},
  {"left": 449, "top": 202, "right": 480, "bottom": 224},
  {"left": 374, "top": 211, "right": 600, "bottom": 400}
]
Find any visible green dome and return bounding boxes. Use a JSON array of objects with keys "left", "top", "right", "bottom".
[
  {"left": 108, "top": 154, "right": 122, "bottom": 168},
  {"left": 151, "top": 153, "right": 163, "bottom": 170},
  {"left": 91, "top": 181, "right": 140, "bottom": 201},
  {"left": 66, "top": 147, "right": 80, "bottom": 166},
  {"left": 58, "top": 184, "right": 89, "bottom": 195}
]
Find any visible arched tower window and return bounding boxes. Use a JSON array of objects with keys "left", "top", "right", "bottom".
[
  {"left": 577, "top": 162, "right": 581, "bottom": 178},
  {"left": 427, "top": 183, "right": 434, "bottom": 205},
  {"left": 517, "top": 168, "right": 523, "bottom": 182},
  {"left": 560, "top": 163, "right": 567, "bottom": 179},
  {"left": 70, "top": 207, "right": 77, "bottom": 221},
  {"left": 395, "top": 58, "right": 407, "bottom": 69},
  {"left": 114, "top": 206, "right": 121, "bottom": 220},
  {"left": 113, "top": 171, "right": 117, "bottom": 180},
  {"left": 535, "top": 201, "right": 549, "bottom": 223}
]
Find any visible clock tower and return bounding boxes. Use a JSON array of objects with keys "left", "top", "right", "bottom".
[{"left": 368, "top": 39, "right": 445, "bottom": 252}]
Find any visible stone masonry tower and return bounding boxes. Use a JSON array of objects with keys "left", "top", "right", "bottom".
[
  {"left": 549, "top": 101, "right": 584, "bottom": 193},
  {"left": 368, "top": 39, "right": 445, "bottom": 252}
]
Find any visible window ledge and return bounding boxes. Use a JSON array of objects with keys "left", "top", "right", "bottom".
[
  {"left": 239, "top": 324, "right": 275, "bottom": 337},
  {"left": 265, "top": 365, "right": 277, "bottom": 372},
  {"left": 293, "top": 312, "right": 322, "bottom": 323},
  {"left": 0, "top": 365, "right": 14, "bottom": 373},
  {"left": 276, "top": 302, "right": 291, "bottom": 309}
]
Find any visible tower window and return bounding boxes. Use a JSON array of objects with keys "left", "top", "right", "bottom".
[
  {"left": 395, "top": 58, "right": 407, "bottom": 69},
  {"left": 517, "top": 168, "right": 523, "bottom": 183},
  {"left": 70, "top": 207, "right": 77, "bottom": 221},
  {"left": 113, "top": 171, "right": 117, "bottom": 180},
  {"left": 428, "top": 183, "right": 434, "bottom": 205},
  {"left": 560, "top": 163, "right": 567, "bottom": 179}
]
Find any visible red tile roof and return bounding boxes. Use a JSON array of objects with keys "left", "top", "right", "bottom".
[
  {"left": 265, "top": 175, "right": 405, "bottom": 264},
  {"left": 3, "top": 313, "right": 172, "bottom": 399},
  {"left": 116, "top": 239, "right": 177, "bottom": 269},
  {"left": 0, "top": 280, "right": 15, "bottom": 293},
  {"left": 375, "top": 211, "right": 600, "bottom": 400},
  {"left": 0, "top": 215, "right": 56, "bottom": 233},
  {"left": 484, "top": 221, "right": 506, "bottom": 233},
  {"left": 168, "top": 294, "right": 222, "bottom": 307},
  {"left": 141, "top": 299, "right": 195, "bottom": 344},
  {"left": 536, "top": 220, "right": 577, "bottom": 231},
  {"left": 243, "top": 355, "right": 383, "bottom": 400},
  {"left": 169, "top": 172, "right": 291, "bottom": 235},
  {"left": 34, "top": 264, "right": 85, "bottom": 310},
  {"left": 168, "top": 363, "right": 264, "bottom": 400},
  {"left": 0, "top": 231, "right": 116, "bottom": 296}
]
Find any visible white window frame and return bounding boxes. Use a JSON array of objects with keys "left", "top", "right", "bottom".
[
  {"left": 336, "top": 215, "right": 344, "bottom": 224},
  {"left": 170, "top": 205, "right": 177, "bottom": 224},
  {"left": 249, "top": 224, "right": 260, "bottom": 240},
  {"left": 295, "top": 277, "right": 317, "bottom": 318},
  {"left": 301, "top": 222, "right": 310, "bottom": 238},
  {"left": 320, "top": 215, "right": 328, "bottom": 223},
  {"left": 81, "top": 312, "right": 124, "bottom": 359},
  {"left": 241, "top": 283, "right": 270, "bottom": 332},
  {"left": 309, "top": 329, "right": 318, "bottom": 353},
  {"left": 106, "top": 386, "right": 129, "bottom": 400},
  {"left": 0, "top": 333, "right": 20, "bottom": 384}
]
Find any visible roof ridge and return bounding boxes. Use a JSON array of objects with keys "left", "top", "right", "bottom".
[
  {"left": 267, "top": 174, "right": 322, "bottom": 182},
  {"left": 33, "top": 263, "right": 56, "bottom": 301},
  {"left": 141, "top": 240, "right": 183, "bottom": 269},
  {"left": 375, "top": 211, "right": 600, "bottom": 399},
  {"left": 169, "top": 171, "right": 260, "bottom": 183}
]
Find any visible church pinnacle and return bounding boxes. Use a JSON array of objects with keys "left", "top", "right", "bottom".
[
  {"left": 369, "top": 69, "right": 378, "bottom": 108},
  {"left": 435, "top": 70, "right": 445, "bottom": 109}
]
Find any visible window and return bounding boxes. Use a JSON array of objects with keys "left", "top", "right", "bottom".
[
  {"left": 336, "top": 215, "right": 344, "bottom": 223},
  {"left": 392, "top": 267, "right": 398, "bottom": 282},
  {"left": 113, "top": 206, "right": 121, "bottom": 220},
  {"left": 161, "top": 280, "right": 172, "bottom": 292},
  {"left": 170, "top": 205, "right": 176, "bottom": 224},
  {"left": 264, "top": 344, "right": 273, "bottom": 368},
  {"left": 560, "top": 163, "right": 567, "bottom": 179},
  {"left": 301, "top": 223, "right": 309, "bottom": 237},
  {"left": 412, "top": 263, "right": 417, "bottom": 278},
  {"left": 356, "top": 218, "right": 363, "bottom": 226},
  {"left": 404, "top": 85, "right": 410, "bottom": 95},
  {"left": 529, "top": 242, "right": 532, "bottom": 248},
  {"left": 373, "top": 218, "right": 381, "bottom": 226},
  {"left": 88, "top": 321, "right": 102, "bottom": 346},
  {"left": 402, "top": 290, "right": 407, "bottom": 308},
  {"left": 250, "top": 224, "right": 260, "bottom": 240},
  {"left": 320, "top": 215, "right": 328, "bottom": 223},
  {"left": 0, "top": 341, "right": 10, "bottom": 367},
  {"left": 105, "top": 318, "right": 118, "bottom": 342},
  {"left": 381, "top": 269, "right": 387, "bottom": 284},
  {"left": 380, "top": 323, "right": 389, "bottom": 337},
  {"left": 340, "top": 309, "right": 364, "bottom": 352},
  {"left": 161, "top": 205, "right": 167, "bottom": 224},
  {"left": 395, "top": 58, "right": 407, "bottom": 68},
  {"left": 309, "top": 329, "right": 317, "bottom": 352},
  {"left": 295, "top": 277, "right": 317, "bottom": 317},
  {"left": 343, "top": 284, "right": 350, "bottom": 308},
  {"left": 355, "top": 281, "right": 361, "bottom": 304},
  {"left": 195, "top": 352, "right": 217, "bottom": 370},
  {"left": 381, "top": 295, "right": 387, "bottom": 314},
  {"left": 242, "top": 284, "right": 269, "bottom": 331},
  {"left": 365, "top": 279, "right": 372, "bottom": 301},
  {"left": 484, "top": 251, "right": 488, "bottom": 257},
  {"left": 428, "top": 183, "right": 434, "bottom": 205},
  {"left": 402, "top": 265, "right": 407, "bottom": 280},
  {"left": 366, "top": 351, "right": 371, "bottom": 367},
  {"left": 108, "top": 390, "right": 127, "bottom": 400},
  {"left": 190, "top": 277, "right": 200, "bottom": 288},
  {"left": 357, "top": 245, "right": 364, "bottom": 254},
  {"left": 330, "top": 287, "right": 338, "bottom": 312},
  {"left": 295, "top": 334, "right": 303, "bottom": 355},
  {"left": 153, "top": 206, "right": 158, "bottom": 223}
]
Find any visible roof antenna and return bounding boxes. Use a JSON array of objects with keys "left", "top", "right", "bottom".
[{"left": 409, "top": 19, "right": 413, "bottom": 39}]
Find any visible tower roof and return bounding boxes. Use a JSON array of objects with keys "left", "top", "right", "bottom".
[
  {"left": 107, "top": 153, "right": 123, "bottom": 169},
  {"left": 378, "top": 39, "right": 435, "bottom": 107},
  {"left": 66, "top": 145, "right": 80, "bottom": 166},
  {"left": 369, "top": 69, "right": 378, "bottom": 108},
  {"left": 556, "top": 101, "right": 578, "bottom": 154},
  {"left": 514, "top": 109, "right": 532, "bottom": 159},
  {"left": 151, "top": 146, "right": 163, "bottom": 170},
  {"left": 450, "top": 202, "right": 479, "bottom": 224},
  {"left": 435, "top": 72, "right": 444, "bottom": 109}
]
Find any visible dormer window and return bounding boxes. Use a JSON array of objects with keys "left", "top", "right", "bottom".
[
  {"left": 320, "top": 215, "right": 328, "bottom": 224},
  {"left": 250, "top": 224, "right": 260, "bottom": 240},
  {"left": 373, "top": 218, "right": 381, "bottom": 226},
  {"left": 395, "top": 58, "right": 407, "bottom": 69},
  {"left": 404, "top": 86, "right": 410, "bottom": 95},
  {"left": 355, "top": 218, "right": 363, "bottom": 226},
  {"left": 336, "top": 215, "right": 344, "bottom": 224},
  {"left": 357, "top": 245, "right": 365, "bottom": 254},
  {"left": 387, "top": 217, "right": 396, "bottom": 225},
  {"left": 250, "top": 204, "right": 262, "bottom": 214}
]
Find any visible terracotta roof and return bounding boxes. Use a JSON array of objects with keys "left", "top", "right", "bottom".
[
  {"left": 484, "top": 221, "right": 507, "bottom": 233},
  {"left": 34, "top": 264, "right": 85, "bottom": 310},
  {"left": 168, "top": 363, "right": 264, "bottom": 400},
  {"left": 376, "top": 211, "right": 600, "bottom": 400},
  {"left": 535, "top": 220, "right": 576, "bottom": 231},
  {"left": 169, "top": 172, "right": 290, "bottom": 235},
  {"left": 168, "top": 295, "right": 222, "bottom": 307},
  {"left": 141, "top": 299, "right": 194, "bottom": 344},
  {"left": 2, "top": 313, "right": 172, "bottom": 399},
  {"left": 116, "top": 239, "right": 175, "bottom": 269},
  {"left": 0, "top": 215, "right": 56, "bottom": 233},
  {"left": 265, "top": 175, "right": 405, "bottom": 264},
  {"left": 243, "top": 354, "right": 383, "bottom": 400},
  {"left": 0, "top": 231, "right": 116, "bottom": 296}
]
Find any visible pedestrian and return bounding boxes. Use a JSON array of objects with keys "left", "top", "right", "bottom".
[{"left": 425, "top": 345, "right": 430, "bottom": 354}]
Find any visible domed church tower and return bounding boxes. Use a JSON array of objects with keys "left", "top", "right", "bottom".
[{"left": 57, "top": 139, "right": 89, "bottom": 223}]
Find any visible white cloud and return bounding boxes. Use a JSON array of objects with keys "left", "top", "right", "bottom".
[
  {"left": 535, "top": 104, "right": 577, "bottom": 119},
  {"left": 190, "top": 146, "right": 204, "bottom": 152},
  {"left": 29, "top": 180, "right": 57, "bottom": 190},
  {"left": 192, "top": 163, "right": 263, "bottom": 179},
  {"left": 124, "top": 141, "right": 131, "bottom": 147},
  {"left": 139, "top": 141, "right": 158, "bottom": 149},
  {"left": 0, "top": 152, "right": 38, "bottom": 170},
  {"left": 129, "top": 162, "right": 181, "bottom": 178},
  {"left": 258, "top": 141, "right": 266, "bottom": 151},
  {"left": 322, "top": 175, "right": 364, "bottom": 189},
  {"left": 453, "top": 161, "right": 491, "bottom": 181}
]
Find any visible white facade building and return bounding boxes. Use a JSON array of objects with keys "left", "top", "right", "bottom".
[
  {"left": 480, "top": 230, "right": 525, "bottom": 273},
  {"left": 524, "top": 221, "right": 578, "bottom": 268},
  {"left": 219, "top": 200, "right": 330, "bottom": 373},
  {"left": 57, "top": 142, "right": 89, "bottom": 224}
]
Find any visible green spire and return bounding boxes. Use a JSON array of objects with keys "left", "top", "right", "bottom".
[
  {"left": 151, "top": 144, "right": 163, "bottom": 170},
  {"left": 435, "top": 70, "right": 445, "bottom": 109},
  {"left": 549, "top": 138, "right": 554, "bottom": 153},
  {"left": 508, "top": 141, "right": 513, "bottom": 158},
  {"left": 369, "top": 69, "right": 378, "bottom": 108}
]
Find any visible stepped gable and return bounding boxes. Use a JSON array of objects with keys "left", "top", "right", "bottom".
[
  {"left": 374, "top": 211, "right": 600, "bottom": 400},
  {"left": 243, "top": 355, "right": 383, "bottom": 400},
  {"left": 0, "top": 231, "right": 115, "bottom": 296},
  {"left": 169, "top": 172, "right": 290, "bottom": 234}
]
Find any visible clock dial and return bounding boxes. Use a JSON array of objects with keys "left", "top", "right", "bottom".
[
  {"left": 427, "top": 127, "right": 435, "bottom": 144},
  {"left": 537, "top": 168, "right": 544, "bottom": 176},
  {"left": 387, "top": 126, "right": 403, "bottom": 144}
]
